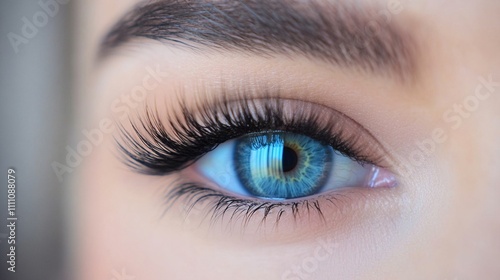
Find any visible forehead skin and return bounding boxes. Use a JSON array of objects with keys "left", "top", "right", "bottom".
[{"left": 73, "top": 0, "right": 500, "bottom": 279}]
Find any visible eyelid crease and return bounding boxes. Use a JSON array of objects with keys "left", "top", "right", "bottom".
[{"left": 115, "top": 87, "right": 392, "bottom": 177}]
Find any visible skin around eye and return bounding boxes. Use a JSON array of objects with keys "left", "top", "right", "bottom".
[
  {"left": 115, "top": 95, "right": 402, "bottom": 233},
  {"left": 75, "top": 1, "right": 500, "bottom": 277}
]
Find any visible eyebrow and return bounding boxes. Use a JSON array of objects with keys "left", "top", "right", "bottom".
[{"left": 100, "top": 0, "right": 418, "bottom": 82}]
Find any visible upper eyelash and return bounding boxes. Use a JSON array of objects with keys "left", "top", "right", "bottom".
[{"left": 115, "top": 93, "right": 386, "bottom": 176}]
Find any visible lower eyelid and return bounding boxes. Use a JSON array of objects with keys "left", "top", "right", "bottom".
[
  {"left": 173, "top": 143, "right": 398, "bottom": 234},
  {"left": 161, "top": 177, "right": 403, "bottom": 242}
]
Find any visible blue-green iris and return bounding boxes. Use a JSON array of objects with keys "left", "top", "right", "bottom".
[{"left": 234, "top": 132, "right": 333, "bottom": 199}]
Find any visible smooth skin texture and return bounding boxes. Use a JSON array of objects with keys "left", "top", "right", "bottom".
[{"left": 72, "top": 0, "right": 500, "bottom": 279}]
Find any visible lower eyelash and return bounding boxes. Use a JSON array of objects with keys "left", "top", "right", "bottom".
[{"left": 164, "top": 181, "right": 349, "bottom": 228}]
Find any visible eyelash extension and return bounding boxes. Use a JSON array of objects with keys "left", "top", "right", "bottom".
[{"left": 116, "top": 92, "right": 386, "bottom": 176}]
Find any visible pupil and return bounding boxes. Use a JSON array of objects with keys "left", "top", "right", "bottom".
[{"left": 282, "top": 146, "right": 298, "bottom": 172}]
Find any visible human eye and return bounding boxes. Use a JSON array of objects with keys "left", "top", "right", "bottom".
[
  {"left": 116, "top": 91, "right": 398, "bottom": 230},
  {"left": 196, "top": 130, "right": 392, "bottom": 200}
]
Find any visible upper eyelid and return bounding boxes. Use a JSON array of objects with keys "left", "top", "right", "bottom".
[{"left": 114, "top": 92, "right": 392, "bottom": 176}]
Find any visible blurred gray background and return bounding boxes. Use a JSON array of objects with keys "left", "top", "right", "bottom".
[{"left": 0, "top": 0, "right": 72, "bottom": 279}]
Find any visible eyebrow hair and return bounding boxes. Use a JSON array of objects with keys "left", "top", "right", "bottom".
[{"left": 100, "top": 0, "right": 418, "bottom": 81}]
